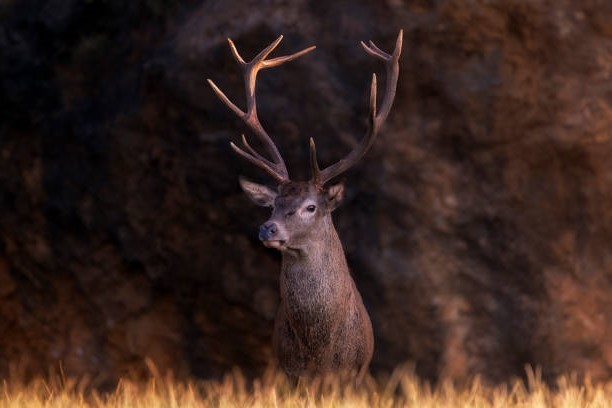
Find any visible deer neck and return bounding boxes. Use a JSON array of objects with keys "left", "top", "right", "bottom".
[
  {"left": 279, "top": 215, "right": 352, "bottom": 331},
  {"left": 281, "top": 216, "right": 349, "bottom": 277}
]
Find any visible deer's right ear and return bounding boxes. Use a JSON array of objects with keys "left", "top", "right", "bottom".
[{"left": 239, "top": 177, "right": 277, "bottom": 207}]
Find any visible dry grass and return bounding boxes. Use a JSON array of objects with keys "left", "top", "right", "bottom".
[{"left": 1, "top": 365, "right": 610, "bottom": 408}]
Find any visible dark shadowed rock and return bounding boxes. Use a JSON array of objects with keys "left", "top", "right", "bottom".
[{"left": 0, "top": 0, "right": 610, "bottom": 385}]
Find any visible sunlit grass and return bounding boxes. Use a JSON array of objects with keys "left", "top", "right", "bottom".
[{"left": 1, "top": 365, "right": 610, "bottom": 407}]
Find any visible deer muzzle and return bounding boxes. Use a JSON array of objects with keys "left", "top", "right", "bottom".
[{"left": 259, "top": 221, "right": 287, "bottom": 249}]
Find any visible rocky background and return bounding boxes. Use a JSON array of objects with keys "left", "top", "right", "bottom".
[{"left": 0, "top": 0, "right": 610, "bottom": 387}]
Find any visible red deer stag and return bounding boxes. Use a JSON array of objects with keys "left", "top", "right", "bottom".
[{"left": 207, "top": 31, "right": 402, "bottom": 382}]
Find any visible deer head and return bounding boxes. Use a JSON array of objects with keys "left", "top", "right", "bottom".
[
  {"left": 208, "top": 32, "right": 402, "bottom": 252},
  {"left": 237, "top": 179, "right": 345, "bottom": 250}
]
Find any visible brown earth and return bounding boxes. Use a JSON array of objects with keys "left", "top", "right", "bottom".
[{"left": 0, "top": 0, "right": 610, "bottom": 386}]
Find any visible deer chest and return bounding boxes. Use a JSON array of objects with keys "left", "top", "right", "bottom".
[{"left": 281, "top": 265, "right": 347, "bottom": 332}]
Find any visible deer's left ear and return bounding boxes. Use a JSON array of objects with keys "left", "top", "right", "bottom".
[{"left": 325, "top": 183, "right": 344, "bottom": 211}]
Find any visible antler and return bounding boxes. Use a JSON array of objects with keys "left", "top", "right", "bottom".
[
  {"left": 310, "top": 30, "right": 403, "bottom": 186},
  {"left": 207, "top": 36, "right": 315, "bottom": 183}
]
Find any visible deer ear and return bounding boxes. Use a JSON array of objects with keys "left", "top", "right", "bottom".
[
  {"left": 325, "top": 183, "right": 344, "bottom": 211},
  {"left": 239, "top": 177, "right": 277, "bottom": 207}
]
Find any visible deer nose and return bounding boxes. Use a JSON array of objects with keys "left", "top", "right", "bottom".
[{"left": 259, "top": 222, "right": 278, "bottom": 241}]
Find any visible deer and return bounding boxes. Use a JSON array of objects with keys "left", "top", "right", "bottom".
[{"left": 207, "top": 31, "right": 402, "bottom": 383}]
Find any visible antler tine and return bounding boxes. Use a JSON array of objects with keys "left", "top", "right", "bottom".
[
  {"left": 208, "top": 36, "right": 316, "bottom": 182},
  {"left": 265, "top": 45, "right": 317, "bottom": 68},
  {"left": 370, "top": 73, "right": 377, "bottom": 121},
  {"left": 207, "top": 79, "right": 244, "bottom": 118},
  {"left": 227, "top": 38, "right": 245, "bottom": 64},
  {"left": 230, "top": 142, "right": 287, "bottom": 183},
  {"left": 252, "top": 35, "right": 284, "bottom": 66},
  {"left": 240, "top": 133, "right": 273, "bottom": 165},
  {"left": 309, "top": 138, "right": 322, "bottom": 185},
  {"left": 318, "top": 30, "right": 402, "bottom": 185},
  {"left": 361, "top": 41, "right": 389, "bottom": 59}
]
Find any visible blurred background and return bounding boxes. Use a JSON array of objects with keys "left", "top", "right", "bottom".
[{"left": 0, "top": 0, "right": 610, "bottom": 388}]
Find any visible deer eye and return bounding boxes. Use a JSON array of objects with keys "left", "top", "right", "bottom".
[
  {"left": 306, "top": 205, "right": 316, "bottom": 213},
  {"left": 285, "top": 210, "right": 295, "bottom": 217}
]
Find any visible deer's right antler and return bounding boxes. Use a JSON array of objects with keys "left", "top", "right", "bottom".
[{"left": 208, "top": 36, "right": 315, "bottom": 183}]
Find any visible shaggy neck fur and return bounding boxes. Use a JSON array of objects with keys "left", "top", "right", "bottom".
[{"left": 279, "top": 215, "right": 353, "bottom": 349}]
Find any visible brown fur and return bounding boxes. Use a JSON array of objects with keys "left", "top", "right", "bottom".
[{"left": 241, "top": 180, "right": 374, "bottom": 382}]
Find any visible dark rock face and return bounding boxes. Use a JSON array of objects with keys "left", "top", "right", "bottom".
[{"left": 0, "top": 0, "right": 610, "bottom": 385}]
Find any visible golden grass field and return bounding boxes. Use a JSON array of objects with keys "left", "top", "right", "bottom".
[{"left": 1, "top": 365, "right": 610, "bottom": 408}]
